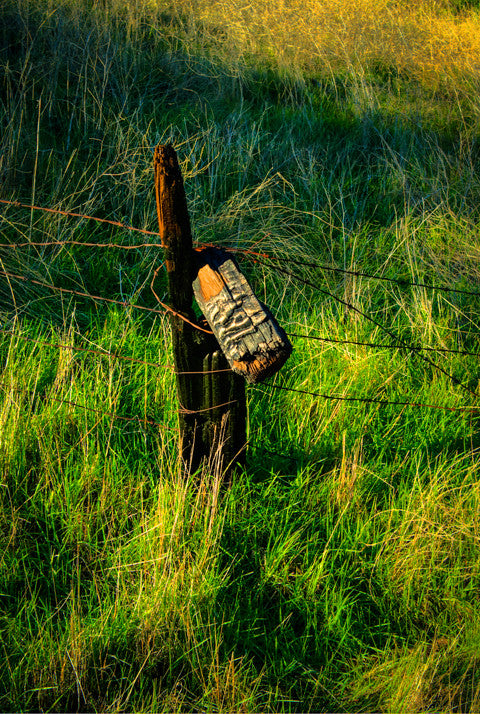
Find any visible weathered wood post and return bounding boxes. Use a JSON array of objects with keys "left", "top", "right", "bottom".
[{"left": 154, "top": 144, "right": 247, "bottom": 478}]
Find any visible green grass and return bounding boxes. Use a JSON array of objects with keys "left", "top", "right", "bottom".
[{"left": 1, "top": 0, "right": 480, "bottom": 711}]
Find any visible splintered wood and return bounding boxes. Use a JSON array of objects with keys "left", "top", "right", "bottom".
[{"left": 193, "top": 248, "right": 293, "bottom": 384}]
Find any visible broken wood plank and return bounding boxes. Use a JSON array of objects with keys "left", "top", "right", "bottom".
[{"left": 193, "top": 247, "right": 293, "bottom": 384}]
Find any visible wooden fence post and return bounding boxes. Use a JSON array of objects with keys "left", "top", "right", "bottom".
[{"left": 154, "top": 144, "right": 247, "bottom": 478}]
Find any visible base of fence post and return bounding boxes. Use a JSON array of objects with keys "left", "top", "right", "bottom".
[{"left": 201, "top": 349, "right": 247, "bottom": 481}]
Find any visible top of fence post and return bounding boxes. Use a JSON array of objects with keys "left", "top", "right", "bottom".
[{"left": 154, "top": 144, "right": 195, "bottom": 314}]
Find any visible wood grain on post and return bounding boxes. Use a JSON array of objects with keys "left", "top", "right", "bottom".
[
  {"left": 154, "top": 145, "right": 246, "bottom": 477},
  {"left": 193, "top": 248, "right": 293, "bottom": 383},
  {"left": 154, "top": 144, "right": 195, "bottom": 309}
]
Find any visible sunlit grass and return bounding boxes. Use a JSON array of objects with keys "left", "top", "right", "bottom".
[
  {"left": 1, "top": 0, "right": 480, "bottom": 710},
  {"left": 144, "top": 0, "right": 480, "bottom": 102}
]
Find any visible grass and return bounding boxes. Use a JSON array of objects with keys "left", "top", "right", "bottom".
[{"left": 1, "top": 0, "right": 480, "bottom": 710}]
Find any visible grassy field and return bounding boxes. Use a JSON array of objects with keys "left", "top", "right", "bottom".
[{"left": 2, "top": 0, "right": 480, "bottom": 711}]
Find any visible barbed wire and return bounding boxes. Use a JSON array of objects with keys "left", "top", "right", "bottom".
[
  {"left": 0, "top": 198, "right": 161, "bottom": 238},
  {"left": 2, "top": 197, "right": 480, "bottom": 416},
  {"left": 0, "top": 199, "right": 264, "bottom": 258},
  {"left": 0, "top": 379, "right": 177, "bottom": 431},
  {"left": 287, "top": 332, "right": 480, "bottom": 357},
  {"left": 2, "top": 327, "right": 476, "bottom": 418},
  {"left": 149, "top": 264, "right": 213, "bottom": 334},
  {"left": 53, "top": 396, "right": 175, "bottom": 430},
  {"left": 0, "top": 267, "right": 215, "bottom": 334},
  {"left": 0, "top": 327, "right": 167, "bottom": 368},
  {"left": 0, "top": 328, "right": 233, "bottom": 375},
  {"left": 178, "top": 398, "right": 239, "bottom": 415},
  {"left": 254, "top": 259, "right": 478, "bottom": 398},
  {"left": 1, "top": 321, "right": 478, "bottom": 417},
  {"left": 0, "top": 267, "right": 169, "bottom": 313},
  {"left": 258, "top": 253, "right": 480, "bottom": 298},
  {"left": 2, "top": 198, "right": 479, "bottom": 298},
  {"left": 254, "top": 382, "right": 479, "bottom": 413},
  {"left": 2, "top": 324, "right": 478, "bottom": 388}
]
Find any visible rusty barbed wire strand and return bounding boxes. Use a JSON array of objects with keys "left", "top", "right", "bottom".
[
  {"left": 3, "top": 199, "right": 480, "bottom": 414},
  {"left": 149, "top": 263, "right": 213, "bottom": 334},
  {"left": 1, "top": 268, "right": 478, "bottom": 404},
  {"left": 176, "top": 367, "right": 233, "bottom": 374},
  {"left": 0, "top": 304, "right": 477, "bottom": 416},
  {"left": 0, "top": 327, "right": 233, "bottom": 375},
  {"left": 0, "top": 380, "right": 178, "bottom": 431},
  {"left": 0, "top": 198, "right": 162, "bottom": 237},
  {"left": 0, "top": 239, "right": 164, "bottom": 250},
  {"left": 1, "top": 275, "right": 477, "bottom": 360},
  {"left": 53, "top": 396, "right": 176, "bottom": 430},
  {"left": 0, "top": 199, "right": 267, "bottom": 257},
  {"left": 0, "top": 328, "right": 167, "bottom": 368},
  {"left": 0, "top": 267, "right": 169, "bottom": 313},
  {"left": 2, "top": 346, "right": 476, "bottom": 417},
  {"left": 287, "top": 332, "right": 480, "bottom": 357},
  {"left": 2, "top": 199, "right": 479, "bottom": 296},
  {"left": 178, "top": 398, "right": 239, "bottom": 414},
  {"left": 252, "top": 259, "right": 478, "bottom": 398},
  {"left": 2, "top": 259, "right": 477, "bottom": 358},
  {"left": 254, "top": 382, "right": 479, "bottom": 413},
  {"left": 0, "top": 267, "right": 214, "bottom": 334},
  {"left": 242, "top": 250, "right": 480, "bottom": 298}
]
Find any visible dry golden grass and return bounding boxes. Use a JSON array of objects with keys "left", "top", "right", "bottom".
[{"left": 148, "top": 0, "right": 480, "bottom": 96}]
